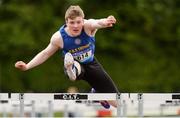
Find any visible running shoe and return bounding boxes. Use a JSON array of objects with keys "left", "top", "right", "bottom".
[
  {"left": 90, "top": 88, "right": 110, "bottom": 109},
  {"left": 64, "top": 52, "right": 76, "bottom": 81},
  {"left": 100, "top": 100, "right": 110, "bottom": 109}
]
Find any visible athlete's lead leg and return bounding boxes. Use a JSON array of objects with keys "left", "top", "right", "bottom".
[{"left": 64, "top": 52, "right": 81, "bottom": 81}]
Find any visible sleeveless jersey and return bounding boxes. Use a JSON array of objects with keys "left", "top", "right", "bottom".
[{"left": 59, "top": 25, "right": 95, "bottom": 64}]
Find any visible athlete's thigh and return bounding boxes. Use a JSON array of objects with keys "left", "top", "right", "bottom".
[{"left": 85, "top": 59, "right": 119, "bottom": 93}]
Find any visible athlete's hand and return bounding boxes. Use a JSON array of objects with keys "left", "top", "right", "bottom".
[
  {"left": 106, "top": 15, "right": 116, "bottom": 27},
  {"left": 15, "top": 61, "right": 28, "bottom": 71}
]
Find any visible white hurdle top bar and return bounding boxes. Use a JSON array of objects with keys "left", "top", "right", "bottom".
[
  {"left": 0, "top": 93, "right": 117, "bottom": 101},
  {"left": 0, "top": 93, "right": 180, "bottom": 101}
]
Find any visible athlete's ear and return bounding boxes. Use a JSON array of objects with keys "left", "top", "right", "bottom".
[
  {"left": 65, "top": 19, "right": 68, "bottom": 24},
  {"left": 82, "top": 19, "right": 85, "bottom": 26}
]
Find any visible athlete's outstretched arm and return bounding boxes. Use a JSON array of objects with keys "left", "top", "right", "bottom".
[
  {"left": 15, "top": 32, "right": 63, "bottom": 71},
  {"left": 85, "top": 15, "right": 116, "bottom": 30}
]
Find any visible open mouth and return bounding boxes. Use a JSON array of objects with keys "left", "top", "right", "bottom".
[{"left": 73, "top": 29, "right": 79, "bottom": 32}]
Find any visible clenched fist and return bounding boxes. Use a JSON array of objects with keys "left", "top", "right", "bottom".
[
  {"left": 15, "top": 61, "right": 27, "bottom": 71},
  {"left": 106, "top": 15, "right": 116, "bottom": 27}
]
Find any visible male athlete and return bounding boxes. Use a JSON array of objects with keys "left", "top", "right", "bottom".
[{"left": 15, "top": 5, "right": 119, "bottom": 108}]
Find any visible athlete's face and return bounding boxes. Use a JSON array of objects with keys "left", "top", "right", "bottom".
[{"left": 66, "top": 17, "right": 84, "bottom": 37}]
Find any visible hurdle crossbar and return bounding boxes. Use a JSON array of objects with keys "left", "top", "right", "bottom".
[
  {"left": 0, "top": 93, "right": 117, "bottom": 101},
  {"left": 1, "top": 93, "right": 180, "bottom": 101}
]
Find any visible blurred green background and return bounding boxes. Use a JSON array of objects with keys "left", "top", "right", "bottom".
[{"left": 0, "top": 0, "right": 180, "bottom": 93}]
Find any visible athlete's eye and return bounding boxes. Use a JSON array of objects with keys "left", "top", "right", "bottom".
[
  {"left": 77, "top": 21, "right": 82, "bottom": 24},
  {"left": 69, "top": 21, "right": 75, "bottom": 25}
]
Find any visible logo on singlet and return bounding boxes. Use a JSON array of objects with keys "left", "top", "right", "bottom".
[{"left": 75, "top": 38, "right": 81, "bottom": 45}]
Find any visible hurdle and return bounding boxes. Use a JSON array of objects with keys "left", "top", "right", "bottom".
[
  {"left": 1, "top": 93, "right": 180, "bottom": 117},
  {"left": 0, "top": 93, "right": 119, "bottom": 117}
]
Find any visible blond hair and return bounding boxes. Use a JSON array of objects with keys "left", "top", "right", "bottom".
[{"left": 65, "top": 5, "right": 84, "bottom": 21}]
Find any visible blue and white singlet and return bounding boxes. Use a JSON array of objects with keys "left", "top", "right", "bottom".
[{"left": 59, "top": 25, "right": 95, "bottom": 64}]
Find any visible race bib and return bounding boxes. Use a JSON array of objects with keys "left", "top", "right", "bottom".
[{"left": 74, "top": 50, "right": 92, "bottom": 63}]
